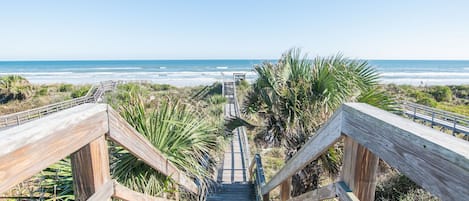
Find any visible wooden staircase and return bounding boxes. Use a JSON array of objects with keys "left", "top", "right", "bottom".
[{"left": 207, "top": 183, "right": 255, "bottom": 201}]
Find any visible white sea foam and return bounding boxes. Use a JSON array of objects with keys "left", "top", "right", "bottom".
[
  {"left": 0, "top": 72, "right": 74, "bottom": 75},
  {"left": 216, "top": 66, "right": 228, "bottom": 69},
  {"left": 380, "top": 78, "right": 469, "bottom": 86},
  {"left": 93, "top": 67, "right": 143, "bottom": 70},
  {"left": 381, "top": 72, "right": 469, "bottom": 77}
]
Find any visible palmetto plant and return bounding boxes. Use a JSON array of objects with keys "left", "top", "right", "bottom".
[
  {"left": 112, "top": 92, "right": 220, "bottom": 200},
  {"left": 0, "top": 75, "right": 34, "bottom": 103},
  {"left": 228, "top": 48, "right": 396, "bottom": 196}
]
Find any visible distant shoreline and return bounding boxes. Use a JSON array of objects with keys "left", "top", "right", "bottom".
[{"left": 1, "top": 59, "right": 468, "bottom": 86}]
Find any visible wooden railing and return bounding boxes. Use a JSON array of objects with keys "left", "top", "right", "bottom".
[
  {"left": 249, "top": 154, "right": 267, "bottom": 201},
  {"left": 402, "top": 101, "right": 469, "bottom": 135},
  {"left": 0, "top": 103, "right": 197, "bottom": 200},
  {"left": 0, "top": 80, "right": 118, "bottom": 129},
  {"left": 249, "top": 103, "right": 469, "bottom": 201}
]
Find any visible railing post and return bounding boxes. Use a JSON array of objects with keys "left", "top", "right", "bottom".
[
  {"left": 452, "top": 117, "right": 457, "bottom": 136},
  {"left": 431, "top": 111, "right": 435, "bottom": 127},
  {"left": 341, "top": 137, "right": 379, "bottom": 201},
  {"left": 413, "top": 107, "right": 417, "bottom": 121},
  {"left": 71, "top": 135, "right": 111, "bottom": 200},
  {"left": 280, "top": 178, "right": 291, "bottom": 201},
  {"left": 16, "top": 116, "right": 20, "bottom": 126}
]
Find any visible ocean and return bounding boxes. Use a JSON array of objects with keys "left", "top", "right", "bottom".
[{"left": 0, "top": 60, "right": 468, "bottom": 86}]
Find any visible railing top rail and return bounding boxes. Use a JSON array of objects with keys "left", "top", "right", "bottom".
[
  {"left": 403, "top": 101, "right": 469, "bottom": 121},
  {"left": 0, "top": 80, "right": 124, "bottom": 122},
  {"left": 0, "top": 103, "right": 197, "bottom": 194},
  {"left": 261, "top": 103, "right": 469, "bottom": 200}
]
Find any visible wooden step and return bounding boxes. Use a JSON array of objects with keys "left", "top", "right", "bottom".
[{"left": 207, "top": 183, "right": 255, "bottom": 201}]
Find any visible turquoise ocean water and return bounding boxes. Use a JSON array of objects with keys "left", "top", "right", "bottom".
[{"left": 0, "top": 60, "right": 468, "bottom": 86}]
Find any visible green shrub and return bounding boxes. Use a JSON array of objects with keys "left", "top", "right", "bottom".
[
  {"left": 429, "top": 86, "right": 452, "bottom": 102},
  {"left": 237, "top": 79, "right": 250, "bottom": 90},
  {"left": 37, "top": 87, "right": 48, "bottom": 96},
  {"left": 416, "top": 97, "right": 437, "bottom": 107},
  {"left": 208, "top": 94, "right": 227, "bottom": 105},
  {"left": 71, "top": 86, "right": 90, "bottom": 98},
  {"left": 150, "top": 84, "right": 173, "bottom": 91},
  {"left": 58, "top": 84, "right": 73, "bottom": 92},
  {"left": 375, "top": 173, "right": 438, "bottom": 201},
  {"left": 450, "top": 85, "right": 469, "bottom": 99},
  {"left": 410, "top": 91, "right": 431, "bottom": 100}
]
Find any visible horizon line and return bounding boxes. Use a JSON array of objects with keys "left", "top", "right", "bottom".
[{"left": 1, "top": 58, "right": 469, "bottom": 62}]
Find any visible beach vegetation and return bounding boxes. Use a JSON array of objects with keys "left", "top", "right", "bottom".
[
  {"left": 70, "top": 86, "right": 90, "bottom": 98},
  {"left": 416, "top": 96, "right": 438, "bottom": 107},
  {"left": 429, "top": 85, "right": 452, "bottom": 102},
  {"left": 375, "top": 171, "right": 439, "bottom": 201},
  {"left": 58, "top": 84, "right": 73, "bottom": 92},
  {"left": 36, "top": 86, "right": 49, "bottom": 96},
  {"left": 208, "top": 94, "right": 227, "bottom": 105},
  {"left": 150, "top": 83, "right": 174, "bottom": 91},
  {"left": 111, "top": 89, "right": 222, "bottom": 200},
  {"left": 228, "top": 48, "right": 396, "bottom": 196},
  {"left": 0, "top": 75, "right": 34, "bottom": 103}
]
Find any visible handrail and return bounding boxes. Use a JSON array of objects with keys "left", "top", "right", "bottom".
[
  {"left": 249, "top": 154, "right": 266, "bottom": 201},
  {"left": 0, "top": 103, "right": 197, "bottom": 200},
  {"left": 403, "top": 101, "right": 469, "bottom": 122},
  {"left": 258, "top": 103, "right": 468, "bottom": 201},
  {"left": 0, "top": 80, "right": 120, "bottom": 129},
  {"left": 401, "top": 101, "right": 469, "bottom": 135}
]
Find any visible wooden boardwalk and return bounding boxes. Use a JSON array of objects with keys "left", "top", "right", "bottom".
[
  {"left": 402, "top": 102, "right": 469, "bottom": 135},
  {"left": 218, "top": 81, "right": 249, "bottom": 184},
  {"left": 209, "top": 80, "right": 254, "bottom": 201},
  {"left": 0, "top": 80, "right": 149, "bottom": 130}
]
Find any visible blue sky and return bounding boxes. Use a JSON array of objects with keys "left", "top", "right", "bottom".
[{"left": 1, "top": 0, "right": 468, "bottom": 60}]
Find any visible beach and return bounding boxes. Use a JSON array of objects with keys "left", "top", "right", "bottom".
[{"left": 0, "top": 60, "right": 468, "bottom": 86}]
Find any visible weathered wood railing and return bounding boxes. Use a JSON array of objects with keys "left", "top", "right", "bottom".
[
  {"left": 0, "top": 103, "right": 197, "bottom": 200},
  {"left": 249, "top": 154, "right": 266, "bottom": 201},
  {"left": 249, "top": 103, "right": 469, "bottom": 201},
  {"left": 402, "top": 101, "right": 469, "bottom": 135},
  {"left": 0, "top": 80, "right": 117, "bottom": 129}
]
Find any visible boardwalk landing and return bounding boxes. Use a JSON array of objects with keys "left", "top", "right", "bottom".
[{"left": 208, "top": 81, "right": 254, "bottom": 201}]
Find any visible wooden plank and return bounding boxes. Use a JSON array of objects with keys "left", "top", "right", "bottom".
[
  {"left": 107, "top": 107, "right": 198, "bottom": 193},
  {"left": 341, "top": 137, "right": 379, "bottom": 201},
  {"left": 113, "top": 181, "right": 171, "bottom": 201},
  {"left": 287, "top": 183, "right": 336, "bottom": 201},
  {"left": 261, "top": 110, "right": 343, "bottom": 196},
  {"left": 87, "top": 180, "right": 114, "bottom": 201},
  {"left": 335, "top": 182, "right": 359, "bottom": 201},
  {"left": 0, "top": 104, "right": 108, "bottom": 194},
  {"left": 71, "top": 135, "right": 111, "bottom": 200},
  {"left": 342, "top": 103, "right": 469, "bottom": 201},
  {"left": 280, "top": 178, "right": 291, "bottom": 201}
]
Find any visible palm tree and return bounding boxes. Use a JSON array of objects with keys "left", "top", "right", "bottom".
[
  {"left": 112, "top": 92, "right": 221, "bottom": 200},
  {"left": 228, "top": 48, "right": 395, "bottom": 196}
]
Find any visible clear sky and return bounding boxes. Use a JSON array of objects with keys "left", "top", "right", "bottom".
[{"left": 1, "top": 0, "right": 468, "bottom": 60}]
